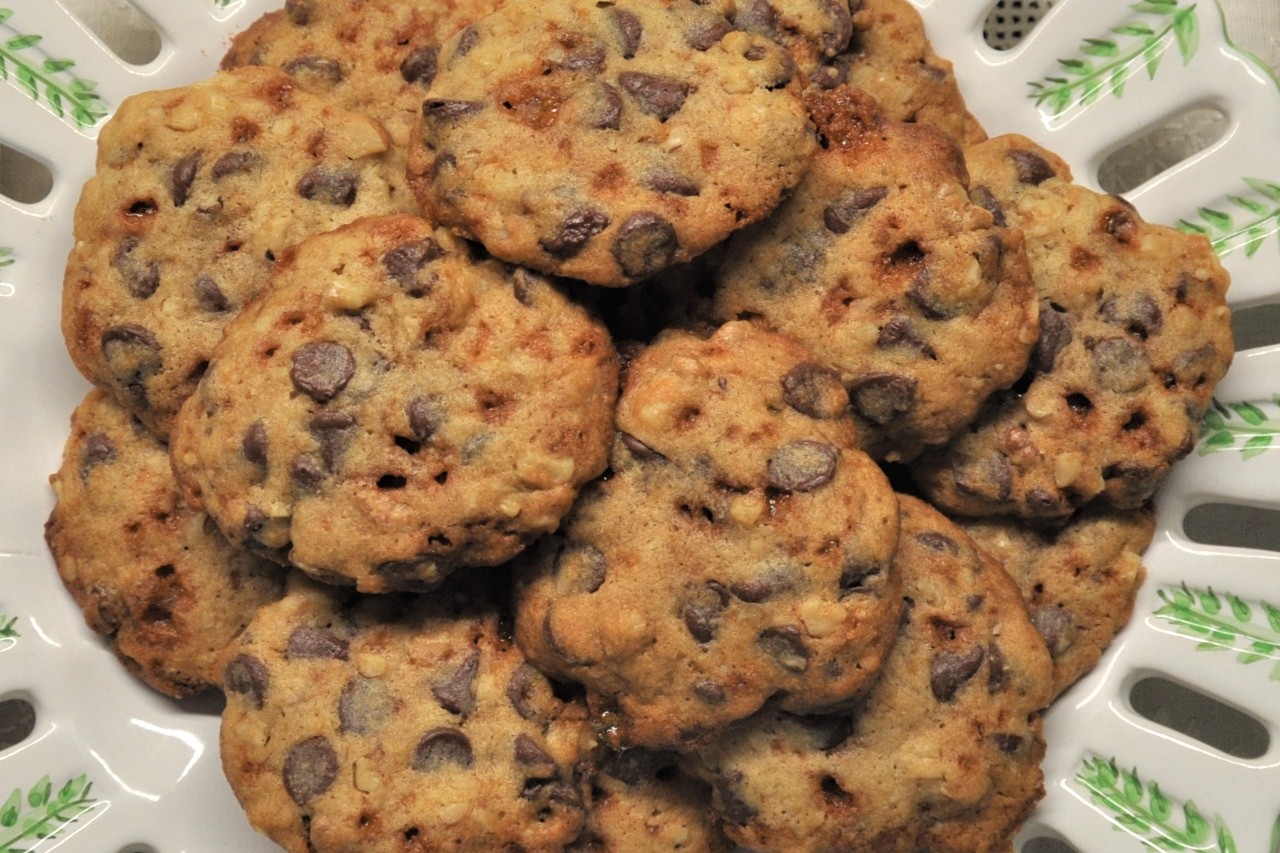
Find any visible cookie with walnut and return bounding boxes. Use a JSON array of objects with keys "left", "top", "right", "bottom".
[
  {"left": 513, "top": 321, "right": 902, "bottom": 750},
  {"left": 170, "top": 214, "right": 618, "bottom": 593},
  {"left": 688, "top": 495, "right": 1053, "bottom": 853},
  {"left": 44, "top": 389, "right": 285, "bottom": 698},
  {"left": 408, "top": 0, "right": 816, "bottom": 286},
  {"left": 910, "top": 134, "right": 1233, "bottom": 519},
  {"left": 959, "top": 504, "right": 1155, "bottom": 699},
  {"left": 714, "top": 87, "right": 1037, "bottom": 461},
  {"left": 219, "top": 574, "right": 595, "bottom": 853},
  {"left": 61, "top": 66, "right": 403, "bottom": 439}
]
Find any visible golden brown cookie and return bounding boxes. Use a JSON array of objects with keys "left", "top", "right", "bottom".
[{"left": 170, "top": 214, "right": 618, "bottom": 593}]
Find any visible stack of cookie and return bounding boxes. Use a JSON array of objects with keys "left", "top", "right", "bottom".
[{"left": 46, "top": 0, "right": 1233, "bottom": 851}]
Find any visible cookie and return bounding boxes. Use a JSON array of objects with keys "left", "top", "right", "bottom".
[
  {"left": 960, "top": 505, "right": 1154, "bottom": 699},
  {"left": 713, "top": 86, "right": 1038, "bottom": 461},
  {"left": 220, "top": 0, "right": 505, "bottom": 212},
  {"left": 813, "top": 0, "right": 987, "bottom": 144},
  {"left": 170, "top": 214, "right": 618, "bottom": 593},
  {"left": 513, "top": 321, "right": 902, "bottom": 749},
  {"left": 725, "top": 0, "right": 856, "bottom": 78},
  {"left": 910, "top": 134, "right": 1233, "bottom": 518},
  {"left": 44, "top": 389, "right": 285, "bottom": 698},
  {"left": 61, "top": 66, "right": 402, "bottom": 438},
  {"left": 219, "top": 574, "right": 595, "bottom": 852},
  {"left": 571, "top": 748, "right": 733, "bottom": 852},
  {"left": 690, "top": 495, "right": 1053, "bottom": 853},
  {"left": 407, "top": 0, "right": 816, "bottom": 286}
]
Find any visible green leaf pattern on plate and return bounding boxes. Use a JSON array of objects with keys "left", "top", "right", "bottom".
[
  {"left": 1153, "top": 583, "right": 1280, "bottom": 679},
  {"left": 0, "top": 775, "right": 98, "bottom": 853},
  {"left": 0, "top": 8, "right": 107, "bottom": 128},
  {"left": 0, "top": 248, "right": 13, "bottom": 269},
  {"left": 1178, "top": 178, "right": 1280, "bottom": 258},
  {"left": 0, "top": 614, "right": 17, "bottom": 640},
  {"left": 1077, "top": 756, "right": 1236, "bottom": 852},
  {"left": 1198, "top": 396, "right": 1280, "bottom": 459},
  {"left": 1028, "top": 0, "right": 1200, "bottom": 115}
]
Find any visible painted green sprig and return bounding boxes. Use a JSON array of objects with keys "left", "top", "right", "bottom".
[
  {"left": 1077, "top": 757, "right": 1236, "bottom": 852},
  {"left": 1179, "top": 178, "right": 1280, "bottom": 259},
  {"left": 0, "top": 615, "right": 17, "bottom": 640},
  {"left": 0, "top": 775, "right": 99, "bottom": 853},
  {"left": 1154, "top": 583, "right": 1280, "bottom": 679},
  {"left": 1199, "top": 396, "right": 1280, "bottom": 459},
  {"left": 0, "top": 9, "right": 107, "bottom": 128},
  {"left": 0, "top": 248, "right": 13, "bottom": 269},
  {"left": 1028, "top": 1, "right": 1200, "bottom": 115}
]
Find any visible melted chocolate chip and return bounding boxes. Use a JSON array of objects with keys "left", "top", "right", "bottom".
[
  {"left": 645, "top": 170, "right": 700, "bottom": 196},
  {"left": 612, "top": 211, "right": 678, "bottom": 278},
  {"left": 283, "top": 736, "right": 338, "bottom": 805},
  {"left": 758, "top": 625, "right": 809, "bottom": 672},
  {"left": 284, "top": 0, "right": 310, "bottom": 25},
  {"left": 554, "top": 542, "right": 607, "bottom": 594},
  {"left": 686, "top": 16, "right": 734, "bottom": 50},
  {"left": 171, "top": 151, "right": 201, "bottom": 208},
  {"left": 970, "top": 185, "right": 1006, "bottom": 226},
  {"left": 401, "top": 44, "right": 440, "bottom": 85},
  {"left": 930, "top": 645, "right": 985, "bottom": 701},
  {"left": 608, "top": 7, "right": 643, "bottom": 58},
  {"left": 1091, "top": 336, "right": 1149, "bottom": 393},
  {"left": 453, "top": 25, "right": 480, "bottom": 58},
  {"left": 561, "top": 41, "right": 607, "bottom": 72},
  {"left": 781, "top": 362, "right": 846, "bottom": 419},
  {"left": 682, "top": 582, "right": 730, "bottom": 643},
  {"left": 693, "top": 680, "right": 727, "bottom": 705},
  {"left": 617, "top": 71, "right": 689, "bottom": 121},
  {"left": 383, "top": 239, "right": 444, "bottom": 293},
  {"left": 1008, "top": 149, "right": 1055, "bottom": 185},
  {"left": 514, "top": 733, "right": 555, "bottom": 767},
  {"left": 195, "top": 275, "right": 230, "bottom": 312},
  {"left": 1034, "top": 303, "right": 1072, "bottom": 373},
  {"left": 715, "top": 770, "right": 759, "bottom": 826},
  {"left": 506, "top": 663, "right": 547, "bottom": 720},
  {"left": 283, "top": 55, "right": 343, "bottom": 85},
  {"left": 432, "top": 649, "right": 480, "bottom": 715},
  {"left": 291, "top": 341, "right": 355, "bottom": 402},
  {"left": 286, "top": 626, "right": 349, "bottom": 660},
  {"left": 79, "top": 433, "right": 117, "bottom": 479},
  {"left": 297, "top": 167, "right": 358, "bottom": 206},
  {"left": 1100, "top": 293, "right": 1162, "bottom": 339},
  {"left": 767, "top": 440, "right": 838, "bottom": 492},
  {"left": 242, "top": 420, "right": 268, "bottom": 468},
  {"left": 1030, "top": 605, "right": 1073, "bottom": 657},
  {"left": 583, "top": 82, "right": 624, "bottom": 130},
  {"left": 849, "top": 373, "right": 917, "bottom": 425},
  {"left": 823, "top": 186, "right": 888, "bottom": 234},
  {"left": 540, "top": 207, "right": 610, "bottom": 259},
  {"left": 211, "top": 150, "right": 258, "bottom": 180},
  {"left": 735, "top": 0, "right": 779, "bottom": 36},
  {"left": 424, "top": 99, "right": 485, "bottom": 121},
  {"left": 111, "top": 238, "right": 160, "bottom": 299},
  {"left": 620, "top": 431, "right": 665, "bottom": 461},
  {"left": 224, "top": 653, "right": 269, "bottom": 708},
  {"left": 412, "top": 728, "right": 473, "bottom": 772},
  {"left": 338, "top": 677, "right": 394, "bottom": 735}
]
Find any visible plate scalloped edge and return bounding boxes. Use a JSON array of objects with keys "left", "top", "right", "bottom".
[{"left": 2, "top": 0, "right": 1278, "bottom": 851}]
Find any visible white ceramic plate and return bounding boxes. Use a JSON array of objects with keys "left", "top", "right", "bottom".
[{"left": 2, "top": 1, "right": 1277, "bottom": 850}]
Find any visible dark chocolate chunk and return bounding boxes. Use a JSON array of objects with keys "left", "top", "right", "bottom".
[
  {"left": 224, "top": 653, "right": 269, "bottom": 709},
  {"left": 401, "top": 44, "right": 440, "bottom": 85},
  {"left": 170, "top": 150, "right": 201, "bottom": 208},
  {"left": 282, "top": 55, "right": 343, "bottom": 85},
  {"left": 283, "top": 736, "right": 338, "bottom": 805},
  {"left": 286, "top": 626, "right": 349, "bottom": 660},
  {"left": 781, "top": 361, "right": 846, "bottom": 419},
  {"left": 611, "top": 211, "right": 678, "bottom": 279},
  {"left": 297, "top": 167, "right": 358, "bottom": 206},
  {"left": 758, "top": 625, "right": 809, "bottom": 672},
  {"left": 291, "top": 341, "right": 355, "bottom": 403},
  {"left": 432, "top": 649, "right": 480, "bottom": 715},
  {"left": 1008, "top": 149, "right": 1055, "bottom": 185},
  {"left": 423, "top": 99, "right": 485, "bottom": 121},
  {"left": 412, "top": 728, "right": 473, "bottom": 772},
  {"left": 554, "top": 541, "right": 607, "bottom": 594},
  {"left": 514, "top": 733, "right": 555, "bottom": 767},
  {"left": 608, "top": 7, "right": 643, "bottom": 58},
  {"left": 849, "top": 373, "right": 917, "bottom": 425},
  {"left": 682, "top": 582, "right": 730, "bottom": 643},
  {"left": 823, "top": 186, "right": 888, "bottom": 234},
  {"left": 930, "top": 645, "right": 985, "bottom": 701},
  {"left": 767, "top": 440, "right": 838, "bottom": 492},
  {"left": 242, "top": 420, "right": 268, "bottom": 468},
  {"left": 338, "top": 676, "right": 394, "bottom": 735},
  {"left": 618, "top": 71, "right": 690, "bottom": 121},
  {"left": 540, "top": 207, "right": 610, "bottom": 259}
]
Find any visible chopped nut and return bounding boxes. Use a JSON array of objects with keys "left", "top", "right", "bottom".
[{"left": 799, "top": 599, "right": 845, "bottom": 638}]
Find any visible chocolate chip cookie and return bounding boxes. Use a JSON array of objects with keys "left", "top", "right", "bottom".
[
  {"left": 408, "top": 0, "right": 816, "bottom": 286},
  {"left": 689, "top": 495, "right": 1053, "bottom": 853},
  {"left": 44, "top": 389, "right": 285, "bottom": 698},
  {"left": 219, "top": 574, "right": 595, "bottom": 852},
  {"left": 62, "top": 66, "right": 402, "bottom": 439},
  {"left": 513, "top": 321, "right": 902, "bottom": 749},
  {"left": 961, "top": 504, "right": 1155, "bottom": 699},
  {"left": 911, "top": 134, "right": 1233, "bottom": 518},
  {"left": 713, "top": 87, "right": 1038, "bottom": 461},
  {"left": 170, "top": 214, "right": 618, "bottom": 593}
]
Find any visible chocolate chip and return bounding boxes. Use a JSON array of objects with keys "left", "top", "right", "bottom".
[
  {"left": 286, "top": 626, "right": 349, "bottom": 660},
  {"left": 1026, "top": 488, "right": 1065, "bottom": 515},
  {"left": 817, "top": 0, "right": 854, "bottom": 55},
  {"left": 583, "top": 82, "right": 624, "bottom": 130},
  {"left": 930, "top": 645, "right": 985, "bottom": 701},
  {"left": 620, "top": 431, "right": 665, "bottom": 461},
  {"left": 78, "top": 433, "right": 117, "bottom": 479},
  {"left": 412, "top": 728, "right": 473, "bottom": 772},
  {"left": 1091, "top": 336, "right": 1149, "bottom": 393},
  {"left": 292, "top": 453, "right": 326, "bottom": 489},
  {"left": 432, "top": 649, "right": 480, "bottom": 715},
  {"left": 617, "top": 72, "right": 689, "bottom": 121},
  {"left": 1034, "top": 303, "right": 1072, "bottom": 372},
  {"left": 686, "top": 16, "right": 734, "bottom": 50},
  {"left": 767, "top": 440, "right": 838, "bottom": 492},
  {"left": 284, "top": 0, "right": 310, "bottom": 25},
  {"left": 399, "top": 396, "right": 444, "bottom": 445},
  {"left": 283, "top": 55, "right": 343, "bottom": 85},
  {"left": 101, "top": 324, "right": 161, "bottom": 402},
  {"left": 730, "top": 564, "right": 794, "bottom": 602},
  {"left": 291, "top": 341, "right": 355, "bottom": 403},
  {"left": 715, "top": 770, "right": 759, "bottom": 826},
  {"left": 211, "top": 150, "right": 258, "bottom": 180},
  {"left": 612, "top": 211, "right": 678, "bottom": 279},
  {"left": 195, "top": 275, "right": 230, "bottom": 312},
  {"left": 561, "top": 41, "right": 607, "bottom": 72},
  {"left": 241, "top": 420, "right": 268, "bottom": 468},
  {"left": 758, "top": 625, "right": 809, "bottom": 672},
  {"left": 297, "top": 167, "right": 358, "bottom": 206},
  {"left": 1100, "top": 293, "right": 1162, "bottom": 339},
  {"left": 781, "top": 361, "right": 846, "bottom": 419},
  {"left": 823, "top": 186, "right": 888, "bottom": 234},
  {"left": 735, "top": 0, "right": 779, "bottom": 36},
  {"left": 540, "top": 207, "right": 610, "bottom": 259},
  {"left": 383, "top": 239, "right": 444, "bottom": 294},
  {"left": 1171, "top": 343, "right": 1218, "bottom": 386},
  {"left": 692, "top": 680, "right": 727, "bottom": 705},
  {"left": 876, "top": 316, "right": 932, "bottom": 354},
  {"left": 682, "top": 581, "right": 730, "bottom": 643},
  {"left": 310, "top": 410, "right": 356, "bottom": 468},
  {"left": 970, "top": 186, "right": 1006, "bottom": 226},
  {"left": 453, "top": 25, "right": 480, "bottom": 58},
  {"left": 907, "top": 269, "right": 960, "bottom": 322},
  {"left": 522, "top": 778, "right": 582, "bottom": 809},
  {"left": 338, "top": 676, "right": 394, "bottom": 735},
  {"left": 514, "top": 733, "right": 555, "bottom": 767},
  {"left": 111, "top": 238, "right": 160, "bottom": 299},
  {"left": 224, "top": 653, "right": 269, "bottom": 708},
  {"left": 849, "top": 373, "right": 917, "bottom": 425},
  {"left": 608, "top": 7, "right": 643, "bottom": 58},
  {"left": 401, "top": 44, "right": 439, "bottom": 85},
  {"left": 987, "top": 642, "right": 1008, "bottom": 692},
  {"left": 506, "top": 663, "right": 547, "bottom": 720},
  {"left": 839, "top": 561, "right": 881, "bottom": 596},
  {"left": 1102, "top": 207, "right": 1139, "bottom": 243},
  {"left": 1030, "top": 605, "right": 1073, "bottom": 657},
  {"left": 283, "top": 736, "right": 338, "bottom": 805},
  {"left": 645, "top": 169, "right": 700, "bottom": 196},
  {"left": 1104, "top": 461, "right": 1161, "bottom": 505},
  {"left": 554, "top": 542, "right": 607, "bottom": 594},
  {"left": 171, "top": 151, "right": 201, "bottom": 208},
  {"left": 424, "top": 99, "right": 485, "bottom": 121},
  {"left": 1008, "top": 149, "right": 1055, "bottom": 185}
]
